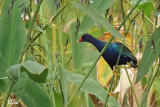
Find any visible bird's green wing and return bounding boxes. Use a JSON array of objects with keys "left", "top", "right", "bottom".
[{"left": 111, "top": 42, "right": 137, "bottom": 62}]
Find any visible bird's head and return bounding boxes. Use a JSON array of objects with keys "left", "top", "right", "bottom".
[{"left": 78, "top": 34, "right": 91, "bottom": 42}]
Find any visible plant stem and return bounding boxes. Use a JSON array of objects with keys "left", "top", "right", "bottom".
[
  {"left": 125, "top": 68, "right": 140, "bottom": 107},
  {"left": 58, "top": 19, "right": 65, "bottom": 66},
  {"left": 120, "top": 0, "right": 126, "bottom": 34},
  {"left": 140, "top": 64, "right": 160, "bottom": 107},
  {"left": 104, "top": 0, "right": 142, "bottom": 106},
  {"left": 28, "top": 0, "right": 43, "bottom": 42},
  {"left": 59, "top": 79, "right": 65, "bottom": 106},
  {"left": 65, "top": 36, "right": 114, "bottom": 107},
  {"left": 104, "top": 75, "right": 115, "bottom": 106},
  {"left": 18, "top": 0, "right": 43, "bottom": 63},
  {"left": 0, "top": 0, "right": 3, "bottom": 6},
  {"left": 126, "top": 1, "right": 158, "bottom": 28},
  {"left": 3, "top": 81, "right": 14, "bottom": 107},
  {"left": 32, "top": 1, "right": 70, "bottom": 42},
  {"left": 66, "top": 0, "right": 142, "bottom": 106},
  {"left": 33, "top": 46, "right": 47, "bottom": 61},
  {"left": 0, "top": 77, "right": 8, "bottom": 80}
]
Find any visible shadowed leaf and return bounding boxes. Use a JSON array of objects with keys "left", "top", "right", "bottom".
[
  {"left": 72, "top": 1, "right": 128, "bottom": 46},
  {"left": 80, "top": 0, "right": 115, "bottom": 32},
  {"left": 12, "top": 77, "right": 53, "bottom": 107},
  {"left": 61, "top": 65, "right": 120, "bottom": 107},
  {"left": 21, "top": 60, "right": 48, "bottom": 83},
  {"left": 0, "top": 0, "right": 27, "bottom": 77},
  {"left": 136, "top": 27, "right": 160, "bottom": 82}
]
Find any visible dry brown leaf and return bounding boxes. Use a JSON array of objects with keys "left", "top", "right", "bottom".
[
  {"left": 132, "top": 52, "right": 143, "bottom": 107},
  {"left": 114, "top": 68, "right": 134, "bottom": 106}
]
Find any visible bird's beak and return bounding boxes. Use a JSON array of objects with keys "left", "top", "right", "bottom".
[{"left": 77, "top": 37, "right": 82, "bottom": 42}]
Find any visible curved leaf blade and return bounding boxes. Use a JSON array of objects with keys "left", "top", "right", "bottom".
[
  {"left": 12, "top": 77, "right": 53, "bottom": 107},
  {"left": 71, "top": 23, "right": 85, "bottom": 69},
  {"left": 80, "top": 0, "right": 115, "bottom": 32},
  {"left": 60, "top": 65, "right": 120, "bottom": 107},
  {"left": 136, "top": 27, "right": 160, "bottom": 82},
  {"left": 21, "top": 60, "right": 48, "bottom": 83},
  {"left": 0, "top": 0, "right": 27, "bottom": 77},
  {"left": 72, "top": 1, "right": 128, "bottom": 46}
]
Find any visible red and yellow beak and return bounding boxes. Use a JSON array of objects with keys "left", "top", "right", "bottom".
[{"left": 77, "top": 37, "right": 82, "bottom": 42}]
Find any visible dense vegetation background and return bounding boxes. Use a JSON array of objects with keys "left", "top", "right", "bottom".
[{"left": 0, "top": 0, "right": 160, "bottom": 107}]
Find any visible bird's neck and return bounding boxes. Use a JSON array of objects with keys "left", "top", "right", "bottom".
[{"left": 88, "top": 36, "right": 106, "bottom": 52}]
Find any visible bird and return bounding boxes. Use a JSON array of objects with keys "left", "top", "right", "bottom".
[{"left": 78, "top": 34, "right": 138, "bottom": 70}]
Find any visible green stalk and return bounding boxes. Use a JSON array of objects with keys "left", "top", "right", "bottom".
[
  {"left": 2, "top": 81, "right": 14, "bottom": 107},
  {"left": 66, "top": 0, "right": 142, "bottom": 106},
  {"left": 0, "top": 77, "right": 8, "bottom": 80},
  {"left": 140, "top": 64, "right": 160, "bottom": 107},
  {"left": 125, "top": 68, "right": 140, "bottom": 107},
  {"left": 65, "top": 36, "right": 114, "bottom": 107},
  {"left": 18, "top": 0, "right": 43, "bottom": 63},
  {"left": 59, "top": 79, "right": 65, "bottom": 105},
  {"left": 33, "top": 46, "right": 47, "bottom": 61},
  {"left": 126, "top": 2, "right": 158, "bottom": 28},
  {"left": 0, "top": 0, "right": 3, "bottom": 6},
  {"left": 58, "top": 19, "right": 65, "bottom": 65},
  {"left": 122, "top": 1, "right": 139, "bottom": 106},
  {"left": 32, "top": 1, "right": 70, "bottom": 42},
  {"left": 103, "top": 75, "right": 115, "bottom": 107},
  {"left": 85, "top": 93, "right": 89, "bottom": 107},
  {"left": 104, "top": 0, "right": 142, "bottom": 106},
  {"left": 120, "top": 0, "right": 126, "bottom": 34}
]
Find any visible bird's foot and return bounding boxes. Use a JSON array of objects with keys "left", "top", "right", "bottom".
[
  {"left": 113, "top": 70, "right": 120, "bottom": 76},
  {"left": 108, "top": 91, "right": 114, "bottom": 96},
  {"left": 113, "top": 66, "right": 120, "bottom": 76},
  {"left": 119, "top": 62, "right": 131, "bottom": 69}
]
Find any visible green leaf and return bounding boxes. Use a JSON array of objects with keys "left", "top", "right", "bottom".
[
  {"left": 0, "top": 80, "right": 7, "bottom": 93},
  {"left": 7, "top": 64, "right": 20, "bottom": 84},
  {"left": 136, "top": 27, "right": 160, "bottom": 82},
  {"left": 46, "top": 0, "right": 57, "bottom": 16},
  {"left": 153, "top": 78, "right": 160, "bottom": 93},
  {"left": 54, "top": 92, "right": 63, "bottom": 107},
  {"left": 80, "top": 0, "right": 115, "bottom": 32},
  {"left": 0, "top": 0, "right": 27, "bottom": 77},
  {"left": 12, "top": 77, "right": 53, "bottom": 107},
  {"left": 72, "top": 1, "right": 128, "bottom": 46},
  {"left": 59, "top": 64, "right": 68, "bottom": 104},
  {"left": 137, "top": 2, "right": 153, "bottom": 17},
  {"left": 21, "top": 60, "right": 48, "bottom": 83},
  {"left": 61, "top": 67, "right": 120, "bottom": 107},
  {"left": 71, "top": 23, "right": 85, "bottom": 69},
  {"left": 34, "top": 25, "right": 44, "bottom": 33},
  {"left": 153, "top": 78, "right": 160, "bottom": 105}
]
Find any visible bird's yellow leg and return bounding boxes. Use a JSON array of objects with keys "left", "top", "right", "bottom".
[
  {"left": 108, "top": 91, "right": 114, "bottom": 96},
  {"left": 119, "top": 62, "right": 131, "bottom": 69},
  {"left": 113, "top": 66, "right": 120, "bottom": 76}
]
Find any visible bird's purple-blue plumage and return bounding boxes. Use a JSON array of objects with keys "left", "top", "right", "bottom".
[{"left": 80, "top": 34, "right": 138, "bottom": 69}]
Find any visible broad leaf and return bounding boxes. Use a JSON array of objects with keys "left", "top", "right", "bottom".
[
  {"left": 7, "top": 64, "right": 21, "bottom": 83},
  {"left": 61, "top": 67, "right": 120, "bottom": 107},
  {"left": 153, "top": 78, "right": 160, "bottom": 105},
  {"left": 0, "top": 80, "right": 7, "bottom": 92},
  {"left": 70, "top": 23, "right": 85, "bottom": 69},
  {"left": 137, "top": 2, "right": 153, "bottom": 17},
  {"left": 21, "top": 60, "right": 48, "bottom": 83},
  {"left": 0, "top": 0, "right": 27, "bottom": 77},
  {"left": 136, "top": 27, "right": 160, "bottom": 82},
  {"left": 59, "top": 64, "right": 68, "bottom": 104},
  {"left": 72, "top": 1, "right": 128, "bottom": 46},
  {"left": 12, "top": 77, "right": 53, "bottom": 107},
  {"left": 153, "top": 78, "right": 160, "bottom": 93},
  {"left": 80, "top": 0, "right": 115, "bottom": 32},
  {"left": 97, "top": 57, "right": 113, "bottom": 86}
]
